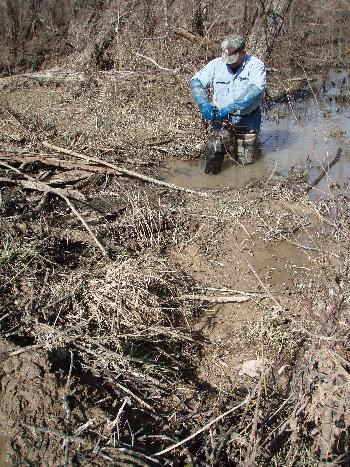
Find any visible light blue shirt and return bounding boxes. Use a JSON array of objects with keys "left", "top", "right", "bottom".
[{"left": 191, "top": 54, "right": 266, "bottom": 130}]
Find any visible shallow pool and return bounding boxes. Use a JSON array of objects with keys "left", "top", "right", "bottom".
[{"left": 162, "top": 70, "right": 350, "bottom": 198}]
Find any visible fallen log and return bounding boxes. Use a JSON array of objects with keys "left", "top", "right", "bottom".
[
  {"left": 306, "top": 148, "right": 342, "bottom": 193},
  {"left": 42, "top": 141, "right": 210, "bottom": 197}
]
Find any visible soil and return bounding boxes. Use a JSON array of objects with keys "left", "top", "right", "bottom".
[{"left": 0, "top": 66, "right": 349, "bottom": 465}]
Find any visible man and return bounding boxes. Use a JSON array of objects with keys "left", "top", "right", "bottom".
[{"left": 190, "top": 34, "right": 266, "bottom": 174}]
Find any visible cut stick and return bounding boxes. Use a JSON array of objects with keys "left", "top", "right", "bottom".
[
  {"left": 180, "top": 294, "right": 250, "bottom": 303},
  {"left": 42, "top": 141, "right": 210, "bottom": 197},
  {"left": 306, "top": 148, "right": 342, "bottom": 192}
]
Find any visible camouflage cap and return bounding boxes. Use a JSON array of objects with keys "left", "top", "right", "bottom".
[{"left": 221, "top": 34, "right": 246, "bottom": 64}]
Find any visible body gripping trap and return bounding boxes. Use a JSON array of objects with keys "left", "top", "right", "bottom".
[{"left": 205, "top": 120, "right": 257, "bottom": 174}]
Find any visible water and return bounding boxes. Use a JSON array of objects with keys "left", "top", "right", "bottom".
[
  {"left": 0, "top": 433, "right": 12, "bottom": 465},
  {"left": 163, "top": 70, "right": 350, "bottom": 198}
]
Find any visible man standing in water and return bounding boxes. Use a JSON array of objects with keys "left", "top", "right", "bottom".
[{"left": 190, "top": 34, "right": 266, "bottom": 174}]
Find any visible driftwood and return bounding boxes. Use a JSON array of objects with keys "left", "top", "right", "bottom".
[
  {"left": 306, "top": 148, "right": 342, "bottom": 193},
  {"left": 0, "top": 161, "right": 107, "bottom": 256},
  {"left": 42, "top": 141, "right": 210, "bottom": 197}
]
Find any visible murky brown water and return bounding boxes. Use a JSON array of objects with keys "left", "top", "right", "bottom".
[
  {"left": 0, "top": 433, "right": 13, "bottom": 465},
  {"left": 163, "top": 70, "right": 350, "bottom": 199}
]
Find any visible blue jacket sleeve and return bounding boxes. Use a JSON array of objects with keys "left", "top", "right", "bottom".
[
  {"left": 216, "top": 84, "right": 264, "bottom": 118},
  {"left": 190, "top": 78, "right": 210, "bottom": 107},
  {"left": 231, "top": 84, "right": 264, "bottom": 115}
]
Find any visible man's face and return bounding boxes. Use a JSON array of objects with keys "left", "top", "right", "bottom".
[{"left": 222, "top": 47, "right": 246, "bottom": 67}]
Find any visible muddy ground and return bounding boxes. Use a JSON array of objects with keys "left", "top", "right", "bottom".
[{"left": 0, "top": 67, "right": 349, "bottom": 466}]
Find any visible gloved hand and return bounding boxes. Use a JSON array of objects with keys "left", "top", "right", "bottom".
[
  {"left": 199, "top": 103, "right": 217, "bottom": 121},
  {"left": 216, "top": 105, "right": 237, "bottom": 119}
]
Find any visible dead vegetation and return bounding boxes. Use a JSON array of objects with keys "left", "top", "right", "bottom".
[{"left": 1, "top": 1, "right": 350, "bottom": 466}]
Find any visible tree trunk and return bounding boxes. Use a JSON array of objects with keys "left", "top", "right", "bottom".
[
  {"left": 247, "top": 0, "right": 294, "bottom": 60},
  {"left": 192, "top": 0, "right": 204, "bottom": 36},
  {"left": 162, "top": 0, "right": 170, "bottom": 36}
]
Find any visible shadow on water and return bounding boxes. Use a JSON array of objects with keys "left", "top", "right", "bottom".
[{"left": 162, "top": 70, "right": 350, "bottom": 198}]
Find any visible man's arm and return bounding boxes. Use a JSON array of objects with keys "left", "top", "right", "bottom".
[
  {"left": 189, "top": 61, "right": 218, "bottom": 121},
  {"left": 217, "top": 60, "right": 266, "bottom": 118}
]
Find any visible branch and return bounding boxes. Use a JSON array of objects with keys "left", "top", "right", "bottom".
[
  {"left": 0, "top": 152, "right": 121, "bottom": 175},
  {"left": 22, "top": 421, "right": 83, "bottom": 443},
  {"left": 154, "top": 397, "right": 249, "bottom": 456},
  {"left": 42, "top": 141, "right": 210, "bottom": 198},
  {"left": 173, "top": 27, "right": 218, "bottom": 54},
  {"left": 305, "top": 148, "right": 342, "bottom": 193},
  {"left": 0, "top": 161, "right": 107, "bottom": 256}
]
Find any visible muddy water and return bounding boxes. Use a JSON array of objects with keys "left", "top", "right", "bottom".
[
  {"left": 0, "top": 433, "right": 13, "bottom": 465},
  {"left": 163, "top": 70, "right": 350, "bottom": 198}
]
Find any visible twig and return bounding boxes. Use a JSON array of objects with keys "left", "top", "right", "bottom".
[
  {"left": 80, "top": 361, "right": 155, "bottom": 412},
  {"left": 193, "top": 286, "right": 265, "bottom": 296},
  {"left": 107, "top": 397, "right": 130, "bottom": 431},
  {"left": 22, "top": 422, "right": 83, "bottom": 443},
  {"left": 98, "top": 448, "right": 158, "bottom": 467},
  {"left": 0, "top": 311, "right": 14, "bottom": 322},
  {"left": 42, "top": 141, "right": 210, "bottom": 197},
  {"left": 245, "top": 257, "right": 283, "bottom": 311},
  {"left": 243, "top": 376, "right": 263, "bottom": 465},
  {"left": 135, "top": 52, "right": 178, "bottom": 73},
  {"left": 180, "top": 294, "right": 250, "bottom": 303},
  {"left": 0, "top": 161, "right": 107, "bottom": 256},
  {"left": 154, "top": 397, "right": 249, "bottom": 456},
  {"left": 7, "top": 344, "right": 43, "bottom": 356}
]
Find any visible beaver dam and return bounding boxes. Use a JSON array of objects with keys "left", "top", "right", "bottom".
[{"left": 0, "top": 2, "right": 350, "bottom": 465}]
